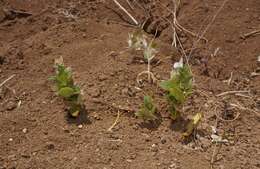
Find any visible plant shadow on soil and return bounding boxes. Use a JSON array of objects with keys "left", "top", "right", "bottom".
[
  {"left": 170, "top": 117, "right": 193, "bottom": 133},
  {"left": 181, "top": 128, "right": 208, "bottom": 144},
  {"left": 169, "top": 117, "right": 190, "bottom": 132},
  {"left": 170, "top": 117, "right": 208, "bottom": 144},
  {"left": 137, "top": 114, "right": 163, "bottom": 131},
  {"left": 65, "top": 109, "right": 91, "bottom": 125}
]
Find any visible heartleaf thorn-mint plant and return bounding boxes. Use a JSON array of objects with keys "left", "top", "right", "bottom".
[
  {"left": 50, "top": 57, "right": 84, "bottom": 117},
  {"left": 135, "top": 95, "right": 157, "bottom": 121},
  {"left": 160, "top": 58, "right": 193, "bottom": 120}
]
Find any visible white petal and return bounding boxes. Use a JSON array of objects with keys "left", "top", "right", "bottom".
[{"left": 173, "top": 57, "right": 183, "bottom": 69}]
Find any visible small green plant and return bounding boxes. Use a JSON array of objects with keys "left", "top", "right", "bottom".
[
  {"left": 160, "top": 58, "right": 193, "bottom": 120},
  {"left": 50, "top": 58, "right": 84, "bottom": 117},
  {"left": 135, "top": 95, "right": 157, "bottom": 121},
  {"left": 128, "top": 30, "right": 157, "bottom": 83}
]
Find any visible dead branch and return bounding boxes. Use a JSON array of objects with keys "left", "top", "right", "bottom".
[
  {"left": 0, "top": 74, "right": 16, "bottom": 88},
  {"left": 107, "top": 111, "right": 121, "bottom": 131},
  {"left": 112, "top": 0, "right": 139, "bottom": 25},
  {"left": 216, "top": 90, "right": 249, "bottom": 97},
  {"left": 241, "top": 29, "right": 260, "bottom": 39}
]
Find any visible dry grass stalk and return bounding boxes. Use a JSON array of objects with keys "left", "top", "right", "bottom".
[
  {"left": 0, "top": 74, "right": 16, "bottom": 88},
  {"left": 112, "top": 0, "right": 139, "bottom": 25}
]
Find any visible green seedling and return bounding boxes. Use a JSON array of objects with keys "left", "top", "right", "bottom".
[
  {"left": 50, "top": 59, "right": 84, "bottom": 117},
  {"left": 160, "top": 58, "right": 193, "bottom": 120},
  {"left": 128, "top": 30, "right": 157, "bottom": 83},
  {"left": 135, "top": 95, "right": 157, "bottom": 121}
]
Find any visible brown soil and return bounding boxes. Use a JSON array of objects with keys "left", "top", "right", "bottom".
[{"left": 0, "top": 0, "right": 259, "bottom": 169}]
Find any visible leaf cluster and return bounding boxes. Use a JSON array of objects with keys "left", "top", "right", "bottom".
[
  {"left": 50, "top": 64, "right": 83, "bottom": 117},
  {"left": 135, "top": 96, "right": 157, "bottom": 121},
  {"left": 160, "top": 65, "right": 193, "bottom": 119}
]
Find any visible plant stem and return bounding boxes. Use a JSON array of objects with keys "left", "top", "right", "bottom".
[{"left": 148, "top": 58, "right": 151, "bottom": 83}]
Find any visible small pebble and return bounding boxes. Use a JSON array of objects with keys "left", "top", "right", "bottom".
[
  {"left": 9, "top": 138, "right": 13, "bottom": 142},
  {"left": 151, "top": 143, "right": 158, "bottom": 152},
  {"left": 78, "top": 124, "right": 83, "bottom": 129},
  {"left": 169, "top": 163, "right": 178, "bottom": 169},
  {"left": 126, "top": 159, "right": 132, "bottom": 163},
  {"left": 22, "top": 128, "right": 27, "bottom": 133},
  {"left": 93, "top": 114, "right": 101, "bottom": 120}
]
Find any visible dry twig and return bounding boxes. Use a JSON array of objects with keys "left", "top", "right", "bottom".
[
  {"left": 223, "top": 71, "right": 233, "bottom": 85},
  {"left": 0, "top": 75, "right": 16, "bottom": 88},
  {"left": 136, "top": 71, "right": 157, "bottom": 85},
  {"left": 216, "top": 90, "right": 249, "bottom": 97},
  {"left": 112, "top": 0, "right": 139, "bottom": 25},
  {"left": 235, "top": 93, "right": 252, "bottom": 99},
  {"left": 107, "top": 111, "right": 121, "bottom": 132},
  {"left": 241, "top": 29, "right": 260, "bottom": 39},
  {"left": 230, "top": 103, "right": 260, "bottom": 118},
  {"left": 126, "top": 0, "right": 134, "bottom": 10}
]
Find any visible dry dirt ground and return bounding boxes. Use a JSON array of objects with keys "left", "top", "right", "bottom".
[{"left": 0, "top": 0, "right": 260, "bottom": 169}]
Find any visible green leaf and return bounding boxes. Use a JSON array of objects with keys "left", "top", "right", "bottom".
[
  {"left": 169, "top": 85, "right": 185, "bottom": 104},
  {"left": 169, "top": 107, "right": 180, "bottom": 120},
  {"left": 68, "top": 104, "right": 81, "bottom": 117},
  {"left": 178, "top": 65, "right": 193, "bottom": 91},
  {"left": 144, "top": 95, "right": 153, "bottom": 110},
  {"left": 50, "top": 61, "right": 85, "bottom": 118},
  {"left": 159, "top": 80, "right": 175, "bottom": 91},
  {"left": 160, "top": 63, "right": 193, "bottom": 119},
  {"left": 54, "top": 64, "right": 74, "bottom": 89},
  {"left": 58, "top": 87, "right": 76, "bottom": 98}
]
